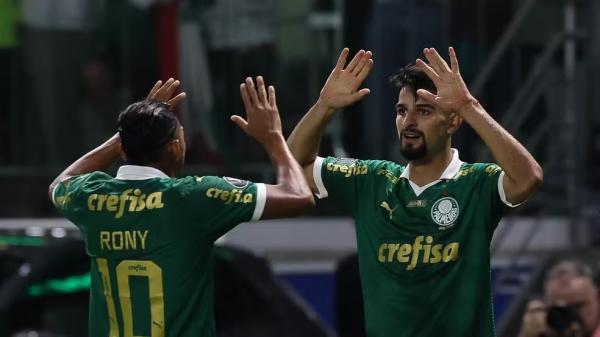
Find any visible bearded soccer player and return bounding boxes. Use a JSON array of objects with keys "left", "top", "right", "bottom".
[
  {"left": 287, "top": 47, "right": 543, "bottom": 336},
  {"left": 49, "top": 77, "right": 314, "bottom": 337}
]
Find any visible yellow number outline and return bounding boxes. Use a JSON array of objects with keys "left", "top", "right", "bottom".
[{"left": 97, "top": 258, "right": 165, "bottom": 337}]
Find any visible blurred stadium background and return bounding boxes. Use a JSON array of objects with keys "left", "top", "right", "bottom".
[{"left": 1, "top": 0, "right": 600, "bottom": 336}]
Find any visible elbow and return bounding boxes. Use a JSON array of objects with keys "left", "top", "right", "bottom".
[
  {"left": 297, "top": 190, "right": 316, "bottom": 211},
  {"left": 529, "top": 163, "right": 544, "bottom": 191},
  {"left": 517, "top": 164, "right": 544, "bottom": 199},
  {"left": 290, "top": 190, "right": 316, "bottom": 215}
]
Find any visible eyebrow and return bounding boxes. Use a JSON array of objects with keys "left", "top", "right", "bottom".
[
  {"left": 416, "top": 103, "right": 435, "bottom": 109},
  {"left": 395, "top": 103, "right": 435, "bottom": 110}
]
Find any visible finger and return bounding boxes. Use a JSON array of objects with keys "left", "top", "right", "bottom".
[
  {"left": 147, "top": 80, "right": 163, "bottom": 99},
  {"left": 449, "top": 46, "right": 460, "bottom": 74},
  {"left": 239, "top": 83, "right": 252, "bottom": 110},
  {"left": 356, "top": 58, "right": 374, "bottom": 83},
  {"left": 256, "top": 76, "right": 269, "bottom": 105},
  {"left": 334, "top": 48, "right": 350, "bottom": 71},
  {"left": 153, "top": 78, "right": 175, "bottom": 100},
  {"left": 245, "top": 77, "right": 260, "bottom": 106},
  {"left": 416, "top": 89, "right": 437, "bottom": 103},
  {"left": 415, "top": 58, "right": 441, "bottom": 84},
  {"left": 352, "top": 50, "right": 372, "bottom": 75},
  {"left": 354, "top": 88, "right": 371, "bottom": 100},
  {"left": 425, "top": 48, "right": 451, "bottom": 74},
  {"left": 230, "top": 115, "right": 249, "bottom": 132},
  {"left": 163, "top": 79, "right": 181, "bottom": 99},
  {"left": 345, "top": 50, "right": 365, "bottom": 73},
  {"left": 268, "top": 85, "right": 277, "bottom": 107},
  {"left": 423, "top": 48, "right": 442, "bottom": 74},
  {"left": 167, "top": 92, "right": 187, "bottom": 109}
]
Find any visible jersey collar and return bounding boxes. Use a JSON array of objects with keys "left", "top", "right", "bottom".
[
  {"left": 116, "top": 165, "right": 169, "bottom": 180},
  {"left": 398, "top": 149, "right": 464, "bottom": 196},
  {"left": 400, "top": 148, "right": 463, "bottom": 181}
]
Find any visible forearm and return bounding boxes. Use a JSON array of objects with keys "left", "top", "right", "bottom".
[
  {"left": 262, "top": 134, "right": 315, "bottom": 218},
  {"left": 266, "top": 135, "right": 312, "bottom": 196},
  {"left": 459, "top": 101, "right": 543, "bottom": 198},
  {"left": 48, "top": 134, "right": 121, "bottom": 198},
  {"left": 287, "top": 100, "right": 335, "bottom": 166}
]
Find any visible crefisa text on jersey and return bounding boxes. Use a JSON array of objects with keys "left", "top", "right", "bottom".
[
  {"left": 378, "top": 235, "right": 460, "bottom": 271},
  {"left": 87, "top": 189, "right": 165, "bottom": 219}
]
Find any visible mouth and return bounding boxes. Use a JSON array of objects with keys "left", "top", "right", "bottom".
[{"left": 401, "top": 130, "right": 423, "bottom": 140}]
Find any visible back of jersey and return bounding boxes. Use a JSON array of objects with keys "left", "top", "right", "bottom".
[{"left": 52, "top": 167, "right": 266, "bottom": 337}]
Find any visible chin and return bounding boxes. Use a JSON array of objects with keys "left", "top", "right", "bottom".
[{"left": 400, "top": 146, "right": 427, "bottom": 161}]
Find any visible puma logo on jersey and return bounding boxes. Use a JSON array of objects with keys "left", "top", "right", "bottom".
[
  {"left": 378, "top": 236, "right": 460, "bottom": 271},
  {"left": 380, "top": 201, "right": 399, "bottom": 219},
  {"left": 88, "top": 189, "right": 164, "bottom": 219}
]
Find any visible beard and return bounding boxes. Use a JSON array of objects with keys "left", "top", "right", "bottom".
[{"left": 400, "top": 137, "right": 428, "bottom": 161}]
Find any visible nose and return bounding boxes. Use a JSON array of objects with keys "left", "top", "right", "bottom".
[{"left": 402, "top": 110, "right": 418, "bottom": 128}]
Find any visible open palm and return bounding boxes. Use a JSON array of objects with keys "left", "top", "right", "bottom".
[
  {"left": 319, "top": 48, "right": 373, "bottom": 110},
  {"left": 415, "top": 47, "right": 476, "bottom": 113}
]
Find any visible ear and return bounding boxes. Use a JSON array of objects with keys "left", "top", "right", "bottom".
[
  {"left": 118, "top": 147, "right": 127, "bottom": 162},
  {"left": 166, "top": 138, "right": 181, "bottom": 157},
  {"left": 446, "top": 112, "right": 463, "bottom": 135}
]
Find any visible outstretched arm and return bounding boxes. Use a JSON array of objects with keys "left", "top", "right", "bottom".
[
  {"left": 48, "top": 79, "right": 186, "bottom": 200},
  {"left": 232, "top": 76, "right": 315, "bottom": 219},
  {"left": 287, "top": 48, "right": 373, "bottom": 191},
  {"left": 415, "top": 47, "right": 543, "bottom": 205}
]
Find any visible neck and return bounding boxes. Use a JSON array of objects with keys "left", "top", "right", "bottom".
[
  {"left": 408, "top": 147, "right": 453, "bottom": 187},
  {"left": 132, "top": 162, "right": 174, "bottom": 177}
]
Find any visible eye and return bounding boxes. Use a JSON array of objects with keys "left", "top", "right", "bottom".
[
  {"left": 396, "top": 107, "right": 406, "bottom": 116},
  {"left": 418, "top": 108, "right": 431, "bottom": 116}
]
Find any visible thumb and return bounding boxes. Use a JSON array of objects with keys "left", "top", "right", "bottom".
[
  {"left": 417, "top": 89, "right": 437, "bottom": 103},
  {"left": 350, "top": 88, "right": 371, "bottom": 103},
  {"left": 230, "top": 115, "right": 249, "bottom": 132}
]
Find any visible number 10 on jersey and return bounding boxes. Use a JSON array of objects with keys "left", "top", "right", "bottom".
[{"left": 97, "top": 258, "right": 165, "bottom": 337}]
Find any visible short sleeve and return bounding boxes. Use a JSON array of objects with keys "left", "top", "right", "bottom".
[
  {"left": 52, "top": 173, "right": 94, "bottom": 220},
  {"left": 472, "top": 163, "right": 519, "bottom": 219},
  {"left": 313, "top": 156, "right": 387, "bottom": 211},
  {"left": 180, "top": 176, "right": 266, "bottom": 238}
]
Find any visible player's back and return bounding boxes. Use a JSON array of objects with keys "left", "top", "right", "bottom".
[{"left": 53, "top": 166, "right": 266, "bottom": 337}]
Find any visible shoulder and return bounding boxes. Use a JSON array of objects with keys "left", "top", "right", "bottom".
[
  {"left": 321, "top": 157, "right": 404, "bottom": 178},
  {"left": 168, "top": 175, "right": 255, "bottom": 196},
  {"left": 62, "top": 171, "right": 113, "bottom": 191},
  {"left": 453, "top": 162, "right": 502, "bottom": 181}
]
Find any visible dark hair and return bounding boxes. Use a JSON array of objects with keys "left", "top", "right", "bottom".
[
  {"left": 389, "top": 63, "right": 437, "bottom": 97},
  {"left": 545, "top": 260, "right": 595, "bottom": 284},
  {"left": 117, "top": 100, "right": 178, "bottom": 165}
]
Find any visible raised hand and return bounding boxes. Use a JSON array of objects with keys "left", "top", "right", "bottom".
[
  {"left": 233, "top": 76, "right": 282, "bottom": 145},
  {"left": 146, "top": 78, "right": 187, "bottom": 110},
  {"left": 415, "top": 47, "right": 476, "bottom": 114},
  {"left": 318, "top": 48, "right": 373, "bottom": 111}
]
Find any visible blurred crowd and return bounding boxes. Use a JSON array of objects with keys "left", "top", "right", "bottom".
[{"left": 1, "top": 0, "right": 276, "bottom": 168}]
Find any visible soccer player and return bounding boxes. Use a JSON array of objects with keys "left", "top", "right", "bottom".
[
  {"left": 287, "top": 47, "right": 543, "bottom": 336},
  {"left": 49, "top": 76, "right": 314, "bottom": 337}
]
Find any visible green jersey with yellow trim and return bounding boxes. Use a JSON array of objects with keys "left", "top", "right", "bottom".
[
  {"left": 314, "top": 150, "right": 513, "bottom": 337},
  {"left": 52, "top": 165, "right": 266, "bottom": 337}
]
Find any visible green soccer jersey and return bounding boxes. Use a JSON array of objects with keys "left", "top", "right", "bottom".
[
  {"left": 313, "top": 149, "right": 516, "bottom": 337},
  {"left": 52, "top": 165, "right": 266, "bottom": 337}
]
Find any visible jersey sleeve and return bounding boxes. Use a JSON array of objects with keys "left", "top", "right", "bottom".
[
  {"left": 472, "top": 163, "right": 520, "bottom": 217},
  {"left": 51, "top": 173, "right": 99, "bottom": 222},
  {"left": 180, "top": 176, "right": 266, "bottom": 238},
  {"left": 313, "top": 156, "right": 386, "bottom": 211}
]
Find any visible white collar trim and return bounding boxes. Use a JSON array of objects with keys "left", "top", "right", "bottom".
[
  {"left": 116, "top": 165, "right": 169, "bottom": 180},
  {"left": 400, "top": 149, "right": 464, "bottom": 196}
]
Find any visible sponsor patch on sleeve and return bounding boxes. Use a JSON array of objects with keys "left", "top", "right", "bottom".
[
  {"left": 484, "top": 164, "right": 502, "bottom": 176},
  {"left": 332, "top": 158, "right": 358, "bottom": 165},
  {"left": 223, "top": 176, "right": 250, "bottom": 188}
]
